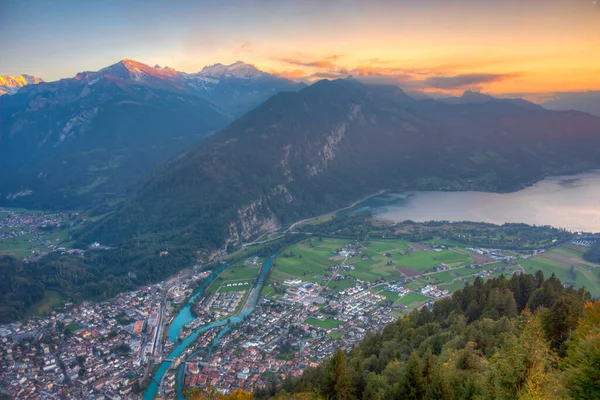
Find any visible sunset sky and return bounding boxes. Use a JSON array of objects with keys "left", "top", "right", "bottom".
[{"left": 1, "top": 0, "right": 599, "bottom": 99}]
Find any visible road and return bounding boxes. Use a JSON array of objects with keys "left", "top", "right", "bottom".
[
  {"left": 286, "top": 190, "right": 386, "bottom": 233},
  {"left": 241, "top": 189, "right": 386, "bottom": 247}
]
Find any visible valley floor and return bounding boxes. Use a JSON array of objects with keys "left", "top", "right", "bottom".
[{"left": 2, "top": 211, "right": 599, "bottom": 399}]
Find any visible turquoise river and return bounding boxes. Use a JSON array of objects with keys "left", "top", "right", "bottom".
[{"left": 144, "top": 253, "right": 277, "bottom": 400}]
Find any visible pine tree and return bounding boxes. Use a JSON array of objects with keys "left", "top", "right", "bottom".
[
  {"left": 362, "top": 373, "right": 387, "bottom": 400},
  {"left": 489, "top": 311, "right": 564, "bottom": 399},
  {"left": 534, "top": 270, "right": 545, "bottom": 288},
  {"left": 396, "top": 351, "right": 425, "bottom": 399},
  {"left": 324, "top": 349, "right": 353, "bottom": 400},
  {"left": 564, "top": 301, "right": 600, "bottom": 399}
]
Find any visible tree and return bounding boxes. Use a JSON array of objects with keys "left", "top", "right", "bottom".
[
  {"left": 489, "top": 311, "right": 564, "bottom": 399},
  {"left": 227, "top": 390, "right": 254, "bottom": 400},
  {"left": 527, "top": 280, "right": 557, "bottom": 311},
  {"left": 185, "top": 386, "right": 253, "bottom": 400},
  {"left": 564, "top": 301, "right": 600, "bottom": 399},
  {"left": 261, "top": 273, "right": 591, "bottom": 400},
  {"left": 545, "top": 293, "right": 584, "bottom": 352},
  {"left": 534, "top": 270, "right": 545, "bottom": 288},
  {"left": 323, "top": 349, "right": 353, "bottom": 400},
  {"left": 444, "top": 342, "right": 487, "bottom": 399},
  {"left": 396, "top": 351, "right": 425, "bottom": 399}
]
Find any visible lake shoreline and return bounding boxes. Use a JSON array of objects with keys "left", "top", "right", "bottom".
[{"left": 367, "top": 170, "right": 600, "bottom": 234}]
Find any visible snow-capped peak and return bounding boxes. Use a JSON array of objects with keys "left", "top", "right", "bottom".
[
  {"left": 196, "top": 61, "right": 266, "bottom": 79},
  {"left": 97, "top": 59, "right": 181, "bottom": 84},
  {"left": 0, "top": 74, "right": 44, "bottom": 95}
]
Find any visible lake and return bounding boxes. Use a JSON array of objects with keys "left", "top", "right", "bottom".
[{"left": 369, "top": 171, "right": 600, "bottom": 233}]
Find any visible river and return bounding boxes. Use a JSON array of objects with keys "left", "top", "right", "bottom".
[
  {"left": 368, "top": 171, "right": 600, "bottom": 233},
  {"left": 144, "top": 253, "right": 276, "bottom": 400}
]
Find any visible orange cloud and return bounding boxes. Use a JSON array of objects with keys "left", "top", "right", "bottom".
[
  {"left": 424, "top": 73, "right": 521, "bottom": 90},
  {"left": 264, "top": 45, "right": 598, "bottom": 97},
  {"left": 279, "top": 58, "right": 338, "bottom": 68},
  {"left": 275, "top": 69, "right": 308, "bottom": 80}
]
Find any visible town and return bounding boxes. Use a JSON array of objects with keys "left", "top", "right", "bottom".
[
  {"left": 1, "top": 233, "right": 598, "bottom": 399},
  {"left": 0, "top": 208, "right": 82, "bottom": 259}
]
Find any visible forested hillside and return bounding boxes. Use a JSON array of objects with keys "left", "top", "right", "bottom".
[
  {"left": 80, "top": 78, "right": 600, "bottom": 255},
  {"left": 0, "top": 245, "right": 195, "bottom": 323},
  {"left": 257, "top": 273, "right": 599, "bottom": 400}
]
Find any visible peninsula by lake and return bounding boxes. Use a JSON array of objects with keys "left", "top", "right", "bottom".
[{"left": 370, "top": 171, "right": 600, "bottom": 233}]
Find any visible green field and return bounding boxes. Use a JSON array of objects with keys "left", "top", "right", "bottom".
[
  {"left": 329, "top": 331, "right": 343, "bottom": 339},
  {"left": 216, "top": 284, "right": 251, "bottom": 293},
  {"left": 399, "top": 293, "right": 430, "bottom": 308},
  {"left": 0, "top": 233, "right": 36, "bottom": 257},
  {"left": 438, "top": 279, "right": 474, "bottom": 293},
  {"left": 209, "top": 265, "right": 261, "bottom": 293},
  {"left": 327, "top": 279, "right": 356, "bottom": 293},
  {"left": 268, "top": 238, "right": 600, "bottom": 306},
  {"left": 271, "top": 238, "right": 474, "bottom": 284},
  {"left": 261, "top": 285, "right": 276, "bottom": 299},
  {"left": 298, "top": 213, "right": 336, "bottom": 227},
  {"left": 363, "top": 240, "right": 410, "bottom": 255},
  {"left": 67, "top": 322, "right": 81, "bottom": 332},
  {"left": 391, "top": 250, "right": 472, "bottom": 272},
  {"left": 427, "top": 268, "right": 475, "bottom": 283},
  {"left": 375, "top": 289, "right": 403, "bottom": 301},
  {"left": 25, "top": 290, "right": 64, "bottom": 317},
  {"left": 404, "top": 279, "right": 429, "bottom": 291},
  {"left": 519, "top": 252, "right": 600, "bottom": 297},
  {"left": 271, "top": 239, "right": 349, "bottom": 282},
  {"left": 0, "top": 224, "right": 72, "bottom": 258},
  {"left": 306, "top": 317, "right": 340, "bottom": 329},
  {"left": 46, "top": 229, "right": 70, "bottom": 244}
]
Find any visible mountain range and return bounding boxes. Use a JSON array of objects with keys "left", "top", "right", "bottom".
[
  {"left": 439, "top": 90, "right": 543, "bottom": 110},
  {"left": 0, "top": 75, "right": 44, "bottom": 96},
  {"left": 78, "top": 78, "right": 600, "bottom": 254},
  {"left": 0, "top": 59, "right": 301, "bottom": 208},
  {"left": 542, "top": 91, "right": 600, "bottom": 118}
]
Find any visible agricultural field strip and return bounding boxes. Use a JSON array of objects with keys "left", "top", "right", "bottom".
[{"left": 269, "top": 237, "right": 600, "bottom": 312}]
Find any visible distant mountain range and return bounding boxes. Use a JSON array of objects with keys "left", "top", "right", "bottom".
[
  {"left": 542, "top": 91, "right": 600, "bottom": 117},
  {"left": 79, "top": 78, "right": 600, "bottom": 253},
  {"left": 183, "top": 61, "right": 306, "bottom": 117},
  {"left": 0, "top": 59, "right": 301, "bottom": 208},
  {"left": 0, "top": 75, "right": 44, "bottom": 95},
  {"left": 439, "top": 90, "right": 543, "bottom": 110}
]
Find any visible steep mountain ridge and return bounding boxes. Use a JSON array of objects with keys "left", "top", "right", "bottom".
[{"left": 80, "top": 79, "right": 600, "bottom": 252}]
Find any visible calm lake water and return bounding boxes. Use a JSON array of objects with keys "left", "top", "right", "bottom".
[{"left": 370, "top": 171, "right": 600, "bottom": 233}]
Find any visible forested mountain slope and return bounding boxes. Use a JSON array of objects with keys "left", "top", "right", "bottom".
[
  {"left": 258, "top": 273, "right": 599, "bottom": 400},
  {"left": 80, "top": 78, "right": 600, "bottom": 252}
]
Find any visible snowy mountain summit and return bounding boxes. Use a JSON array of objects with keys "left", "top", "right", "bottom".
[
  {"left": 0, "top": 75, "right": 44, "bottom": 95},
  {"left": 195, "top": 61, "right": 267, "bottom": 79}
]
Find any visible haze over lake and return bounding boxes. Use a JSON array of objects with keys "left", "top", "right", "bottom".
[{"left": 372, "top": 171, "right": 600, "bottom": 233}]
